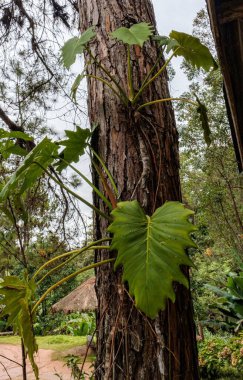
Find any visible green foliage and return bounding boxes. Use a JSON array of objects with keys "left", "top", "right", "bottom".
[
  {"left": 198, "top": 331, "right": 243, "bottom": 378},
  {"left": 34, "top": 312, "right": 95, "bottom": 336},
  {"left": 0, "top": 129, "right": 33, "bottom": 141},
  {"left": 0, "top": 137, "right": 57, "bottom": 201},
  {"left": 206, "top": 271, "right": 243, "bottom": 331},
  {"left": 168, "top": 30, "right": 218, "bottom": 71},
  {"left": 196, "top": 97, "right": 211, "bottom": 146},
  {"left": 61, "top": 27, "right": 96, "bottom": 69},
  {"left": 111, "top": 22, "right": 154, "bottom": 47},
  {"left": 109, "top": 201, "right": 196, "bottom": 318},
  {"left": 0, "top": 275, "right": 38, "bottom": 378},
  {"left": 56, "top": 127, "right": 91, "bottom": 171}
]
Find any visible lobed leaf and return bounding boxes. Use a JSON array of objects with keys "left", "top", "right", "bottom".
[
  {"left": 111, "top": 22, "right": 154, "bottom": 47},
  {"left": 108, "top": 201, "right": 197, "bottom": 318},
  {"left": 61, "top": 27, "right": 96, "bottom": 69},
  {"left": 0, "top": 137, "right": 58, "bottom": 201},
  {"left": 168, "top": 30, "right": 218, "bottom": 72},
  {"left": 0, "top": 276, "right": 39, "bottom": 378},
  {"left": 55, "top": 127, "right": 91, "bottom": 171}
]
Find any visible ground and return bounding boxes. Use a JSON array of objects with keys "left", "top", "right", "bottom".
[{"left": 0, "top": 340, "right": 93, "bottom": 380}]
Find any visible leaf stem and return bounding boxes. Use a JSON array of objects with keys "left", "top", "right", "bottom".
[
  {"left": 58, "top": 158, "right": 112, "bottom": 210},
  {"left": 84, "top": 74, "right": 124, "bottom": 102},
  {"left": 90, "top": 148, "right": 118, "bottom": 197},
  {"left": 37, "top": 245, "right": 110, "bottom": 285},
  {"left": 33, "top": 162, "right": 112, "bottom": 221},
  {"left": 127, "top": 46, "right": 134, "bottom": 100},
  {"left": 137, "top": 97, "right": 197, "bottom": 112},
  {"left": 32, "top": 258, "right": 115, "bottom": 313},
  {"left": 86, "top": 48, "right": 128, "bottom": 104},
  {"left": 132, "top": 48, "right": 180, "bottom": 104},
  {"left": 32, "top": 238, "right": 111, "bottom": 281}
]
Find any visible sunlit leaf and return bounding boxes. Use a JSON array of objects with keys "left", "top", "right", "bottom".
[
  {"left": 56, "top": 127, "right": 91, "bottom": 171},
  {"left": 168, "top": 30, "right": 218, "bottom": 71},
  {"left": 61, "top": 27, "right": 96, "bottom": 69},
  {"left": 108, "top": 201, "right": 197, "bottom": 318},
  {"left": 111, "top": 22, "right": 154, "bottom": 47},
  {"left": 0, "top": 137, "right": 58, "bottom": 201}
]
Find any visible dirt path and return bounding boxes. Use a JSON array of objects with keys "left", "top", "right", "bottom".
[{"left": 0, "top": 344, "right": 92, "bottom": 380}]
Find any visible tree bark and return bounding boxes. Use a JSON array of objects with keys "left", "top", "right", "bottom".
[{"left": 79, "top": 0, "right": 199, "bottom": 378}]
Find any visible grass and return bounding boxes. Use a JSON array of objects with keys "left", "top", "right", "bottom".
[{"left": 0, "top": 335, "right": 86, "bottom": 351}]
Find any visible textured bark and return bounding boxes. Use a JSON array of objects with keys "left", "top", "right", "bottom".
[{"left": 79, "top": 0, "right": 199, "bottom": 379}]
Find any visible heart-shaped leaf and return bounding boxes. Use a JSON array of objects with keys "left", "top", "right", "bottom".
[
  {"left": 111, "top": 22, "right": 154, "bottom": 47},
  {"left": 168, "top": 30, "right": 218, "bottom": 72},
  {"left": 108, "top": 201, "right": 197, "bottom": 318},
  {"left": 61, "top": 27, "right": 96, "bottom": 69}
]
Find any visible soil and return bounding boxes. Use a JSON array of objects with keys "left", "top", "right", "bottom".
[{"left": 0, "top": 343, "right": 93, "bottom": 380}]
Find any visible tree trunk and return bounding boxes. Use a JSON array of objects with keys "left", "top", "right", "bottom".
[{"left": 79, "top": 0, "right": 199, "bottom": 378}]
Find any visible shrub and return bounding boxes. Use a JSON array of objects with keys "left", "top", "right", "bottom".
[{"left": 198, "top": 331, "right": 243, "bottom": 378}]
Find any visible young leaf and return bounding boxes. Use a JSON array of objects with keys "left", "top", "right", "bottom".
[
  {"left": 111, "top": 22, "right": 154, "bottom": 47},
  {"left": 0, "top": 137, "right": 58, "bottom": 201},
  {"left": 56, "top": 127, "right": 91, "bottom": 171},
  {"left": 71, "top": 73, "right": 84, "bottom": 102},
  {"left": 108, "top": 201, "right": 197, "bottom": 319},
  {"left": 61, "top": 27, "right": 96, "bottom": 69},
  {"left": 168, "top": 30, "right": 218, "bottom": 71},
  {"left": 153, "top": 35, "right": 170, "bottom": 47},
  {"left": 196, "top": 97, "right": 211, "bottom": 146}
]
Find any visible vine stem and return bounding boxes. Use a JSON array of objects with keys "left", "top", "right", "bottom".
[
  {"left": 32, "top": 238, "right": 111, "bottom": 281},
  {"left": 137, "top": 97, "right": 197, "bottom": 112},
  {"left": 37, "top": 245, "right": 111, "bottom": 285},
  {"left": 86, "top": 48, "right": 128, "bottom": 104},
  {"left": 127, "top": 46, "right": 134, "bottom": 100},
  {"left": 132, "top": 48, "right": 180, "bottom": 104},
  {"left": 33, "top": 162, "right": 111, "bottom": 221},
  {"left": 32, "top": 258, "right": 115, "bottom": 313},
  {"left": 84, "top": 74, "right": 124, "bottom": 102},
  {"left": 58, "top": 157, "right": 112, "bottom": 210}
]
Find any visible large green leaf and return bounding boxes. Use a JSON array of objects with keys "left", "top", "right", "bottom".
[
  {"left": 0, "top": 276, "right": 39, "bottom": 379},
  {"left": 111, "top": 22, "right": 154, "bottom": 47},
  {"left": 168, "top": 30, "right": 218, "bottom": 72},
  {"left": 108, "top": 201, "right": 197, "bottom": 318},
  {"left": 61, "top": 27, "right": 96, "bottom": 69},
  {"left": 56, "top": 127, "right": 91, "bottom": 171},
  {"left": 0, "top": 137, "right": 58, "bottom": 201}
]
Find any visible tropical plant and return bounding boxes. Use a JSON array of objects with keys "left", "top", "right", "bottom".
[{"left": 0, "top": 20, "right": 217, "bottom": 379}]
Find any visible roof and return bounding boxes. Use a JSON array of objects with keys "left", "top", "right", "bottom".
[
  {"left": 51, "top": 277, "right": 97, "bottom": 313},
  {"left": 207, "top": 0, "right": 243, "bottom": 172}
]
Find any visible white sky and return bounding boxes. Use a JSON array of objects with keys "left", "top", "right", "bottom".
[{"left": 152, "top": 0, "right": 206, "bottom": 94}]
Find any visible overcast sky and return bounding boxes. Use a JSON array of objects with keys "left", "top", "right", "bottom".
[{"left": 152, "top": 0, "right": 206, "bottom": 94}]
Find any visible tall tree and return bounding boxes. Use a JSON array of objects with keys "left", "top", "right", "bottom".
[{"left": 79, "top": 1, "right": 199, "bottom": 378}]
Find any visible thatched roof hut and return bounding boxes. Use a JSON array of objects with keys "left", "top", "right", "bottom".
[{"left": 51, "top": 277, "right": 97, "bottom": 313}]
